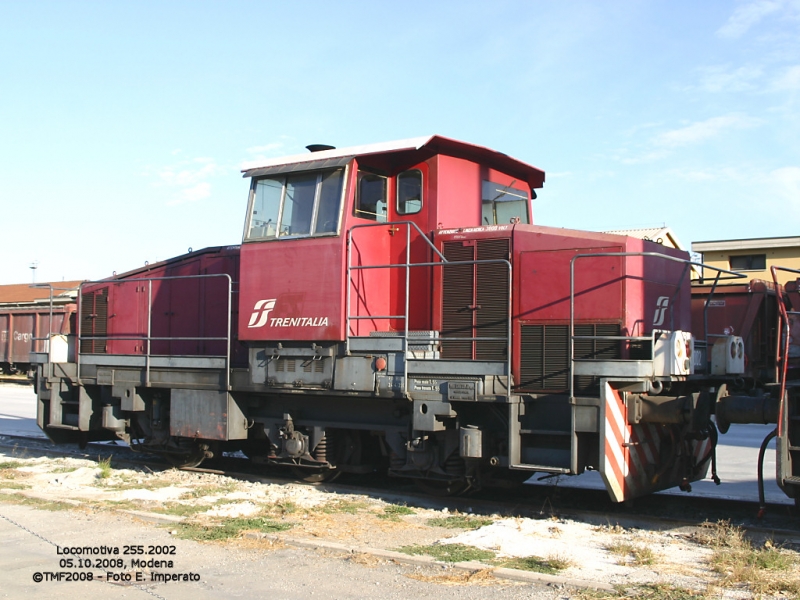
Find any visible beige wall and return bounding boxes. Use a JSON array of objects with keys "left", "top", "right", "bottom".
[{"left": 697, "top": 247, "right": 800, "bottom": 284}]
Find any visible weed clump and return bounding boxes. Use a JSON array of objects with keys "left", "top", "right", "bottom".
[
  {"left": 96, "top": 456, "right": 113, "bottom": 479},
  {"left": 426, "top": 514, "right": 494, "bottom": 530},
  {"left": 0, "top": 460, "right": 24, "bottom": 471},
  {"left": 378, "top": 504, "right": 415, "bottom": 520},
  {"left": 494, "top": 554, "right": 573, "bottom": 574},
  {"left": 397, "top": 543, "right": 495, "bottom": 563},
  {"left": 606, "top": 541, "right": 657, "bottom": 566},
  {"left": 175, "top": 516, "right": 292, "bottom": 541}
]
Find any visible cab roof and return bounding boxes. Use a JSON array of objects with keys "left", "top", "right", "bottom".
[{"left": 241, "top": 135, "right": 545, "bottom": 189}]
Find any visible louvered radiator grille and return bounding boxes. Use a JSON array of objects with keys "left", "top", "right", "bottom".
[
  {"left": 476, "top": 239, "right": 510, "bottom": 361},
  {"left": 441, "top": 242, "right": 476, "bottom": 359},
  {"left": 520, "top": 323, "right": 621, "bottom": 393},
  {"left": 80, "top": 288, "right": 108, "bottom": 354},
  {"left": 441, "top": 239, "right": 510, "bottom": 361}
]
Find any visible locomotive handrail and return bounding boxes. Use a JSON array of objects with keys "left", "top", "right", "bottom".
[
  {"left": 27, "top": 284, "right": 55, "bottom": 350},
  {"left": 28, "top": 283, "right": 79, "bottom": 381},
  {"left": 569, "top": 252, "right": 747, "bottom": 401},
  {"left": 769, "top": 265, "right": 800, "bottom": 440},
  {"left": 346, "top": 221, "right": 513, "bottom": 400},
  {"left": 572, "top": 335, "right": 653, "bottom": 340},
  {"left": 76, "top": 273, "right": 234, "bottom": 389},
  {"left": 27, "top": 283, "right": 79, "bottom": 343}
]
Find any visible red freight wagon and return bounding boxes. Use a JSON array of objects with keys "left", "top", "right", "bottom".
[
  {"left": 32, "top": 136, "right": 799, "bottom": 505},
  {"left": 0, "top": 283, "right": 79, "bottom": 375},
  {"left": 691, "top": 279, "right": 781, "bottom": 384}
]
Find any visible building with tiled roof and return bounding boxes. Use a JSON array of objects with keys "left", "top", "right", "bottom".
[{"left": 0, "top": 281, "right": 83, "bottom": 307}]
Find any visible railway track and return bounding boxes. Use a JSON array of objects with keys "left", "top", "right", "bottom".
[
  {"left": 2, "top": 432, "right": 798, "bottom": 546},
  {"left": 0, "top": 375, "right": 31, "bottom": 385}
]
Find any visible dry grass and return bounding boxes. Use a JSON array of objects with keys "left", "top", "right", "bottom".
[
  {"left": 0, "top": 493, "right": 77, "bottom": 511},
  {"left": 0, "top": 461, "right": 30, "bottom": 483},
  {"left": 606, "top": 540, "right": 657, "bottom": 566},
  {"left": 692, "top": 520, "right": 800, "bottom": 597},
  {"left": 406, "top": 568, "right": 498, "bottom": 586},
  {"left": 593, "top": 523, "right": 626, "bottom": 535},
  {"left": 0, "top": 482, "right": 30, "bottom": 490},
  {"left": 227, "top": 536, "right": 286, "bottom": 551},
  {"left": 573, "top": 583, "right": 707, "bottom": 599},
  {"left": 346, "top": 552, "right": 385, "bottom": 567},
  {"left": 183, "top": 481, "right": 240, "bottom": 498},
  {"left": 102, "top": 477, "right": 175, "bottom": 492},
  {"left": 321, "top": 499, "right": 369, "bottom": 514},
  {"left": 266, "top": 500, "right": 299, "bottom": 516}
]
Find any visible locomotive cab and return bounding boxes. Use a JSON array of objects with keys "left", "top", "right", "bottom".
[{"left": 238, "top": 135, "right": 544, "bottom": 345}]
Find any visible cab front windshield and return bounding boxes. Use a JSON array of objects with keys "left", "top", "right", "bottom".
[{"left": 246, "top": 169, "right": 344, "bottom": 240}]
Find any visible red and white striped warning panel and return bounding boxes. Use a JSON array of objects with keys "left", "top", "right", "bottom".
[{"left": 600, "top": 383, "right": 711, "bottom": 502}]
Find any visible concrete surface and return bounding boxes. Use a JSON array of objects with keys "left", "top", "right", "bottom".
[{"left": 0, "top": 503, "right": 565, "bottom": 600}]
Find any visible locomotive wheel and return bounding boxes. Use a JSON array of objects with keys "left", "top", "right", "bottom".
[
  {"left": 292, "top": 466, "right": 342, "bottom": 484},
  {"left": 414, "top": 477, "right": 469, "bottom": 496},
  {"left": 163, "top": 445, "right": 207, "bottom": 469}
]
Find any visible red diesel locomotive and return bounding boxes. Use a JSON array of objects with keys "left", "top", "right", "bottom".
[{"left": 32, "top": 136, "right": 799, "bottom": 504}]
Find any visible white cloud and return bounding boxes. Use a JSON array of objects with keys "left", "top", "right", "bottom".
[
  {"left": 654, "top": 113, "right": 762, "bottom": 148},
  {"left": 159, "top": 161, "right": 220, "bottom": 187},
  {"left": 717, "top": 0, "right": 783, "bottom": 39},
  {"left": 167, "top": 182, "right": 212, "bottom": 206},
  {"left": 772, "top": 64, "right": 800, "bottom": 89},
  {"left": 697, "top": 64, "right": 763, "bottom": 92},
  {"left": 148, "top": 157, "right": 225, "bottom": 205},
  {"left": 614, "top": 114, "right": 763, "bottom": 164}
]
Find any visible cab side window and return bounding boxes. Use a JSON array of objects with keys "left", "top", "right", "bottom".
[
  {"left": 481, "top": 180, "right": 529, "bottom": 225},
  {"left": 397, "top": 169, "right": 422, "bottom": 215},
  {"left": 354, "top": 171, "right": 387, "bottom": 222}
]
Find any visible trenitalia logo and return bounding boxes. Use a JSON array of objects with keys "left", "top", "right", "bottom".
[
  {"left": 653, "top": 296, "right": 669, "bottom": 327},
  {"left": 248, "top": 299, "right": 276, "bottom": 328},
  {"left": 247, "top": 298, "right": 330, "bottom": 328}
]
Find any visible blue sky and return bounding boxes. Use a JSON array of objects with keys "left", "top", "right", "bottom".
[{"left": 1, "top": 1, "right": 799, "bottom": 284}]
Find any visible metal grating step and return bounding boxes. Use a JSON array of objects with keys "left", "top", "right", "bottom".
[{"left": 519, "top": 429, "right": 571, "bottom": 436}]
